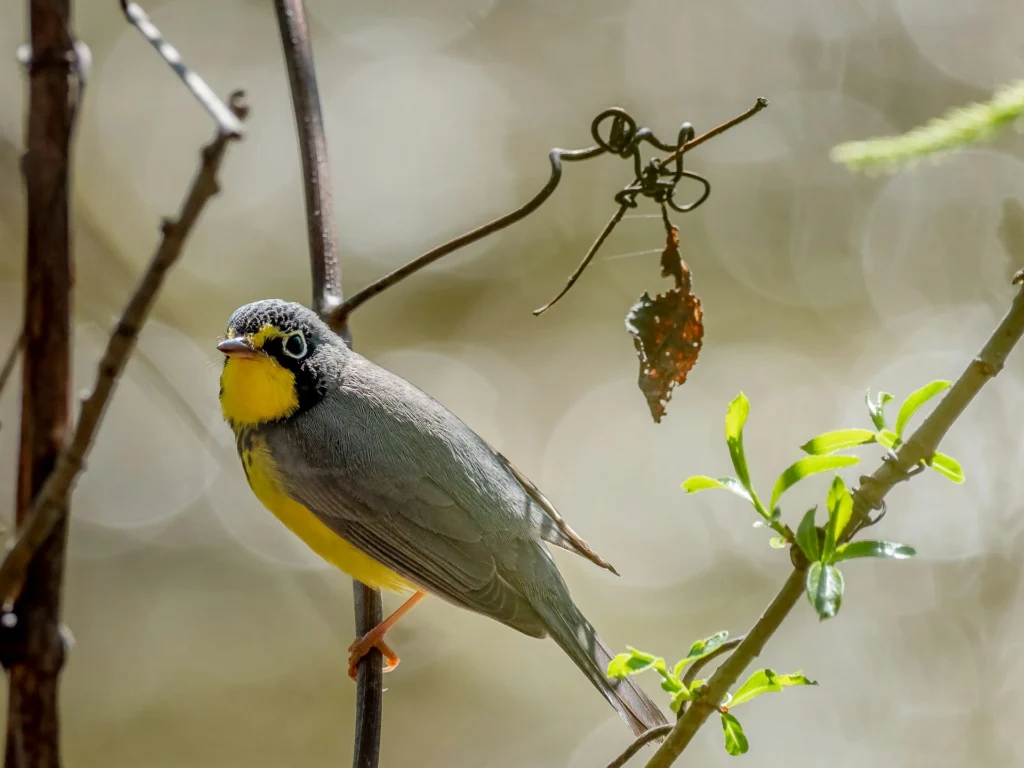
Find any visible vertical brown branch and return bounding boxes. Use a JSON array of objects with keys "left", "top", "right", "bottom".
[
  {"left": 5, "top": 1, "right": 78, "bottom": 766},
  {"left": 271, "top": 2, "right": 383, "bottom": 766}
]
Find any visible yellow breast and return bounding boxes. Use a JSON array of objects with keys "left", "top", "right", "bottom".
[{"left": 240, "top": 433, "right": 412, "bottom": 593}]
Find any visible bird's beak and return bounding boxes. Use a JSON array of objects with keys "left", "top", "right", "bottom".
[{"left": 217, "top": 337, "right": 261, "bottom": 360}]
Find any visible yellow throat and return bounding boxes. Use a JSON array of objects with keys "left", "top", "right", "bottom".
[{"left": 219, "top": 325, "right": 299, "bottom": 428}]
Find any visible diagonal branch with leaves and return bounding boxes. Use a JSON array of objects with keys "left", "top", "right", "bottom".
[{"left": 603, "top": 279, "right": 1024, "bottom": 764}]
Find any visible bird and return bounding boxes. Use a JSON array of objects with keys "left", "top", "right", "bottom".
[{"left": 217, "top": 298, "right": 668, "bottom": 736}]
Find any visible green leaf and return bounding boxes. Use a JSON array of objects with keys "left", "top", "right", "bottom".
[
  {"left": 806, "top": 562, "right": 844, "bottom": 619},
  {"left": 607, "top": 647, "right": 660, "bottom": 679},
  {"left": 682, "top": 476, "right": 753, "bottom": 504},
  {"left": 672, "top": 630, "right": 729, "bottom": 677},
  {"left": 768, "top": 536, "right": 787, "bottom": 549},
  {"left": 929, "top": 452, "right": 965, "bottom": 483},
  {"left": 796, "top": 507, "right": 820, "bottom": 563},
  {"left": 774, "top": 672, "right": 818, "bottom": 687},
  {"left": 865, "top": 390, "right": 893, "bottom": 431},
  {"left": 769, "top": 455, "right": 859, "bottom": 513},
  {"left": 823, "top": 477, "right": 853, "bottom": 561},
  {"left": 721, "top": 712, "right": 749, "bottom": 756},
  {"left": 728, "top": 669, "right": 780, "bottom": 707},
  {"left": 876, "top": 429, "right": 898, "bottom": 450},
  {"left": 800, "top": 428, "right": 877, "bottom": 455},
  {"left": 725, "top": 393, "right": 753, "bottom": 491},
  {"left": 729, "top": 669, "right": 819, "bottom": 707},
  {"left": 833, "top": 540, "right": 917, "bottom": 562},
  {"left": 669, "top": 689, "right": 691, "bottom": 713},
  {"left": 652, "top": 658, "right": 684, "bottom": 694},
  {"left": 894, "top": 380, "right": 950, "bottom": 439}
]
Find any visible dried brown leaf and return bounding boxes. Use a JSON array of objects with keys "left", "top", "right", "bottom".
[{"left": 625, "top": 223, "right": 704, "bottom": 423}]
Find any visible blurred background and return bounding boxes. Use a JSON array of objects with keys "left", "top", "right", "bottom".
[{"left": 2, "top": 0, "right": 1024, "bottom": 765}]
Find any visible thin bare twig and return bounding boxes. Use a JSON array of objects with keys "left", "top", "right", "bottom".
[
  {"left": 270, "top": 2, "right": 382, "bottom": 765},
  {"left": 606, "top": 725, "right": 675, "bottom": 768},
  {"left": 644, "top": 283, "right": 1024, "bottom": 767},
  {"left": 531, "top": 205, "right": 627, "bottom": 315},
  {"left": 0, "top": 331, "right": 22, "bottom": 426},
  {"left": 0, "top": 93, "right": 248, "bottom": 608},
  {"left": 272, "top": 0, "right": 345, "bottom": 322},
  {"left": 119, "top": 0, "right": 244, "bottom": 138},
  {"left": 657, "top": 98, "right": 768, "bottom": 170}
]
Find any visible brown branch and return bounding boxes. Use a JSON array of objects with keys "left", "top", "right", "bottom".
[
  {"left": 4, "top": 2, "right": 79, "bottom": 764},
  {"left": 270, "top": 2, "right": 382, "bottom": 766},
  {"left": 119, "top": 0, "right": 244, "bottom": 138},
  {"left": 0, "top": 93, "right": 248, "bottom": 610},
  {"left": 272, "top": 0, "right": 344, "bottom": 321},
  {"left": 644, "top": 283, "right": 1024, "bottom": 767}
]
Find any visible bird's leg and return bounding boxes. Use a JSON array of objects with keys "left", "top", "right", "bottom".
[{"left": 347, "top": 590, "right": 426, "bottom": 679}]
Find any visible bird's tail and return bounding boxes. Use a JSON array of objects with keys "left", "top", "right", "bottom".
[{"left": 540, "top": 598, "right": 669, "bottom": 737}]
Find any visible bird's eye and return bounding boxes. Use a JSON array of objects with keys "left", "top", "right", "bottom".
[{"left": 283, "top": 331, "right": 307, "bottom": 359}]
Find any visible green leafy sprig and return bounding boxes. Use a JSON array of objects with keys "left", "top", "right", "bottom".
[
  {"left": 831, "top": 80, "right": 1024, "bottom": 171},
  {"left": 608, "top": 635, "right": 816, "bottom": 756}
]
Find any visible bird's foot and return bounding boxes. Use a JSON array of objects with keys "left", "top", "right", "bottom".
[{"left": 347, "top": 631, "right": 400, "bottom": 679}]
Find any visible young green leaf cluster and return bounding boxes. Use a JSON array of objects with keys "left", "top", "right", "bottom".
[
  {"left": 609, "top": 380, "right": 965, "bottom": 759},
  {"left": 831, "top": 79, "right": 1024, "bottom": 172},
  {"left": 608, "top": 634, "right": 815, "bottom": 756},
  {"left": 804, "top": 384, "right": 963, "bottom": 483},
  {"left": 682, "top": 393, "right": 857, "bottom": 540},
  {"left": 683, "top": 384, "right": 959, "bottom": 620}
]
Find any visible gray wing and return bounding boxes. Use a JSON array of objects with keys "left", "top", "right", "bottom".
[{"left": 262, "top": 356, "right": 561, "bottom": 637}]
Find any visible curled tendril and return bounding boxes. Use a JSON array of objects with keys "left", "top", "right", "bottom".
[
  {"left": 590, "top": 108, "right": 712, "bottom": 214},
  {"left": 332, "top": 100, "right": 767, "bottom": 325},
  {"left": 533, "top": 110, "right": 713, "bottom": 314}
]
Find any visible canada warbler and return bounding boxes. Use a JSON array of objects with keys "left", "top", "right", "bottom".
[{"left": 217, "top": 299, "right": 667, "bottom": 735}]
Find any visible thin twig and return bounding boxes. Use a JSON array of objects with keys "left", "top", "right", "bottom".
[
  {"left": 330, "top": 142, "right": 603, "bottom": 326},
  {"left": 657, "top": 98, "right": 768, "bottom": 169},
  {"left": 0, "top": 331, "right": 22, "bottom": 426},
  {"left": 605, "top": 725, "right": 675, "bottom": 768},
  {"left": 644, "top": 283, "right": 1024, "bottom": 768},
  {"left": 270, "top": 2, "right": 382, "bottom": 765},
  {"left": 531, "top": 205, "right": 627, "bottom": 315},
  {"left": 119, "top": 0, "right": 244, "bottom": 138},
  {"left": 681, "top": 635, "right": 744, "bottom": 690},
  {"left": 0, "top": 94, "right": 248, "bottom": 607}
]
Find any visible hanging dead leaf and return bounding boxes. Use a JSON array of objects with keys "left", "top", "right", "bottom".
[{"left": 624, "top": 220, "right": 704, "bottom": 423}]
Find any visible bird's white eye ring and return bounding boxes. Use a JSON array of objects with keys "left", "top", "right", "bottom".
[{"left": 283, "top": 331, "right": 307, "bottom": 359}]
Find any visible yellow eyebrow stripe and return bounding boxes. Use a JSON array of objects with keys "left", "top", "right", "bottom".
[{"left": 251, "top": 324, "right": 289, "bottom": 349}]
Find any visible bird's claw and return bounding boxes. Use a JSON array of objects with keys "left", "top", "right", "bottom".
[{"left": 347, "top": 634, "right": 400, "bottom": 680}]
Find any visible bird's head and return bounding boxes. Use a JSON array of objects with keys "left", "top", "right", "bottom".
[{"left": 217, "top": 299, "right": 338, "bottom": 428}]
